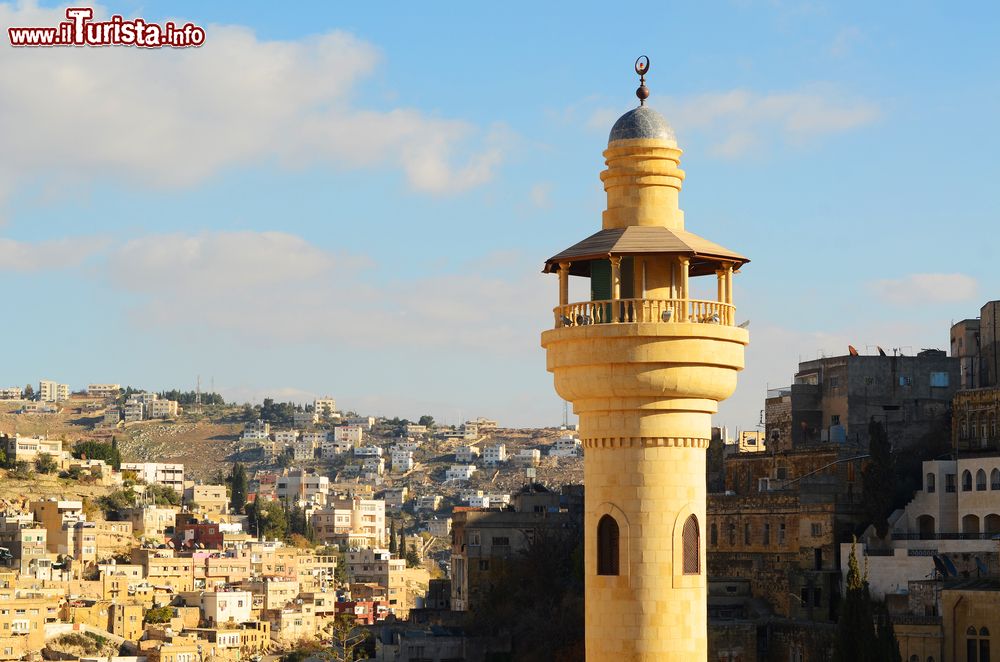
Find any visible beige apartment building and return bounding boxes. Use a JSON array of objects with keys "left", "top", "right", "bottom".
[
  {"left": 311, "top": 497, "right": 385, "bottom": 549},
  {"left": 38, "top": 380, "right": 69, "bottom": 403},
  {"left": 87, "top": 383, "right": 121, "bottom": 399}
]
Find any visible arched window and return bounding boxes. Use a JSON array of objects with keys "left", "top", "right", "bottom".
[
  {"left": 967, "top": 625, "right": 990, "bottom": 662},
  {"left": 728, "top": 521, "right": 736, "bottom": 546},
  {"left": 597, "top": 515, "right": 619, "bottom": 576},
  {"left": 986, "top": 514, "right": 1000, "bottom": 535},
  {"left": 992, "top": 469, "right": 1000, "bottom": 490},
  {"left": 909, "top": 655, "right": 919, "bottom": 662},
  {"left": 963, "top": 514, "right": 981, "bottom": 535},
  {"left": 710, "top": 523, "right": 718, "bottom": 546},
  {"left": 978, "top": 469, "right": 988, "bottom": 491},
  {"left": 963, "top": 470, "right": 973, "bottom": 491},
  {"left": 682, "top": 515, "right": 700, "bottom": 575},
  {"left": 927, "top": 472, "right": 936, "bottom": 493}
]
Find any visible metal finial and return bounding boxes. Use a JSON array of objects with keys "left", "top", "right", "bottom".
[{"left": 635, "top": 55, "right": 650, "bottom": 106}]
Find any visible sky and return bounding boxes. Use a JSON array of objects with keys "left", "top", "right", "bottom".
[{"left": 2, "top": 1, "right": 999, "bottom": 430}]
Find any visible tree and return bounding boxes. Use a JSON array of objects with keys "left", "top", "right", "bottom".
[
  {"left": 333, "top": 549, "right": 347, "bottom": 586},
  {"left": 862, "top": 418, "right": 896, "bottom": 538},
  {"left": 418, "top": 415, "right": 435, "bottom": 428},
  {"left": 246, "top": 499, "right": 288, "bottom": 540},
  {"left": 322, "top": 613, "right": 370, "bottom": 662},
  {"left": 230, "top": 463, "right": 248, "bottom": 513},
  {"left": 22, "top": 384, "right": 33, "bottom": 400},
  {"left": 388, "top": 520, "right": 397, "bottom": 554},
  {"left": 144, "top": 606, "right": 173, "bottom": 624},
  {"left": 72, "top": 441, "right": 121, "bottom": 470},
  {"left": 834, "top": 538, "right": 879, "bottom": 662},
  {"left": 35, "top": 453, "right": 57, "bottom": 474}
]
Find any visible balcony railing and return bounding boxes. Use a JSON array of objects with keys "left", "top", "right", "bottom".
[
  {"left": 553, "top": 298, "right": 735, "bottom": 328},
  {"left": 891, "top": 532, "right": 1000, "bottom": 541}
]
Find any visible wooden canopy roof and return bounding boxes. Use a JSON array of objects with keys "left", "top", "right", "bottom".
[{"left": 542, "top": 226, "right": 750, "bottom": 277}]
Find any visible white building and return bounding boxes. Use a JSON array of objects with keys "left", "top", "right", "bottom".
[
  {"left": 455, "top": 446, "right": 479, "bottom": 463},
  {"left": 314, "top": 398, "right": 337, "bottom": 418},
  {"left": 321, "top": 437, "right": 353, "bottom": 458},
  {"left": 512, "top": 449, "right": 542, "bottom": 466},
  {"left": 123, "top": 401, "right": 144, "bottom": 422},
  {"left": 274, "top": 430, "right": 299, "bottom": 446},
  {"left": 242, "top": 419, "right": 271, "bottom": 440},
  {"left": 427, "top": 517, "right": 452, "bottom": 537},
  {"left": 390, "top": 449, "right": 414, "bottom": 473},
  {"left": 549, "top": 436, "right": 582, "bottom": 457},
  {"left": 275, "top": 469, "right": 329, "bottom": 506},
  {"left": 311, "top": 497, "right": 385, "bottom": 548},
  {"left": 384, "top": 487, "right": 408, "bottom": 510},
  {"left": 2, "top": 435, "right": 64, "bottom": 462},
  {"left": 120, "top": 462, "right": 184, "bottom": 492},
  {"left": 405, "top": 424, "right": 428, "bottom": 436},
  {"left": 462, "top": 421, "right": 481, "bottom": 440},
  {"left": 847, "top": 456, "right": 1000, "bottom": 600},
  {"left": 292, "top": 436, "right": 317, "bottom": 461},
  {"left": 482, "top": 444, "right": 507, "bottom": 465},
  {"left": 87, "top": 384, "right": 121, "bottom": 399},
  {"left": 415, "top": 495, "right": 441, "bottom": 512},
  {"left": 147, "top": 399, "right": 179, "bottom": 419},
  {"left": 362, "top": 456, "right": 385, "bottom": 476},
  {"left": 0, "top": 387, "right": 22, "bottom": 400},
  {"left": 354, "top": 445, "right": 383, "bottom": 458},
  {"left": 200, "top": 590, "right": 253, "bottom": 626},
  {"left": 396, "top": 439, "right": 421, "bottom": 453},
  {"left": 445, "top": 464, "right": 476, "bottom": 482},
  {"left": 345, "top": 416, "right": 375, "bottom": 431},
  {"left": 38, "top": 380, "right": 69, "bottom": 403},
  {"left": 335, "top": 425, "right": 365, "bottom": 446}
]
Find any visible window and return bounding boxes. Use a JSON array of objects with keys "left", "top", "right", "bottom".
[
  {"left": 814, "top": 587, "right": 822, "bottom": 607},
  {"left": 811, "top": 523, "right": 822, "bottom": 537},
  {"left": 597, "top": 515, "right": 619, "bottom": 576},
  {"left": 927, "top": 472, "right": 936, "bottom": 493},
  {"left": 967, "top": 625, "right": 991, "bottom": 662},
  {"left": 682, "top": 515, "right": 700, "bottom": 575},
  {"left": 763, "top": 522, "right": 771, "bottom": 545},
  {"left": 930, "top": 371, "right": 949, "bottom": 387},
  {"left": 728, "top": 522, "right": 736, "bottom": 546},
  {"left": 491, "top": 536, "right": 509, "bottom": 546},
  {"left": 744, "top": 522, "right": 751, "bottom": 545},
  {"left": 710, "top": 523, "right": 718, "bottom": 546},
  {"left": 828, "top": 377, "right": 839, "bottom": 389},
  {"left": 831, "top": 414, "right": 840, "bottom": 426},
  {"left": 900, "top": 376, "right": 912, "bottom": 386},
  {"left": 947, "top": 474, "right": 957, "bottom": 493},
  {"left": 778, "top": 522, "right": 786, "bottom": 545},
  {"left": 992, "top": 469, "right": 1000, "bottom": 490},
  {"left": 478, "top": 560, "right": 489, "bottom": 571},
  {"left": 978, "top": 469, "right": 988, "bottom": 491},
  {"left": 964, "top": 470, "right": 974, "bottom": 492}
]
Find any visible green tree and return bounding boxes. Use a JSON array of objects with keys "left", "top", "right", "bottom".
[
  {"left": 334, "top": 549, "right": 347, "bottom": 586},
  {"left": 35, "top": 453, "right": 57, "bottom": 474},
  {"left": 22, "top": 384, "right": 34, "bottom": 400},
  {"left": 72, "top": 441, "right": 121, "bottom": 470},
  {"left": 322, "top": 613, "right": 370, "bottom": 661},
  {"left": 246, "top": 499, "right": 288, "bottom": 540},
  {"left": 388, "top": 520, "right": 397, "bottom": 554},
  {"left": 230, "top": 463, "right": 248, "bottom": 513},
  {"left": 418, "top": 415, "right": 435, "bottom": 428},
  {"left": 144, "top": 606, "right": 173, "bottom": 624},
  {"left": 862, "top": 418, "right": 896, "bottom": 538},
  {"left": 834, "top": 538, "right": 879, "bottom": 662}
]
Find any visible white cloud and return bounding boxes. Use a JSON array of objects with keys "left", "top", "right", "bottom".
[
  {"left": 663, "top": 85, "right": 880, "bottom": 157},
  {"left": 104, "top": 230, "right": 552, "bottom": 354},
  {"left": 0, "top": 236, "right": 107, "bottom": 270},
  {"left": 0, "top": 2, "right": 504, "bottom": 208},
  {"left": 580, "top": 85, "right": 879, "bottom": 159},
  {"left": 869, "top": 273, "right": 978, "bottom": 306},
  {"left": 529, "top": 183, "right": 552, "bottom": 209},
  {"left": 830, "top": 26, "right": 863, "bottom": 57}
]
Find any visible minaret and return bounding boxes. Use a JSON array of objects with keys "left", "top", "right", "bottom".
[{"left": 541, "top": 57, "right": 749, "bottom": 661}]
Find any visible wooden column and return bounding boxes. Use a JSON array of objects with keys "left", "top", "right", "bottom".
[
  {"left": 679, "top": 257, "right": 690, "bottom": 322},
  {"left": 557, "top": 262, "right": 570, "bottom": 327}
]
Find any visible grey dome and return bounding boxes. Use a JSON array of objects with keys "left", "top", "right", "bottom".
[{"left": 608, "top": 106, "right": 676, "bottom": 144}]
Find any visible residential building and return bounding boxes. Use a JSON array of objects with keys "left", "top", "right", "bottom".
[
  {"left": 953, "top": 387, "right": 1000, "bottom": 455},
  {"left": 390, "top": 449, "right": 414, "bottom": 473},
  {"left": 455, "top": 446, "right": 479, "bottom": 463},
  {"left": 345, "top": 416, "right": 375, "bottom": 430},
  {"left": 314, "top": 397, "right": 337, "bottom": 418},
  {"left": 405, "top": 424, "right": 428, "bottom": 435},
  {"left": 293, "top": 410, "right": 318, "bottom": 427},
  {"left": 415, "top": 495, "right": 441, "bottom": 512},
  {"left": 1, "top": 434, "right": 63, "bottom": 463},
  {"left": 321, "top": 436, "right": 352, "bottom": 457},
  {"left": 147, "top": 398, "right": 179, "bottom": 419},
  {"left": 87, "top": 383, "right": 121, "bottom": 399},
  {"left": 548, "top": 436, "right": 581, "bottom": 457},
  {"left": 291, "top": 434, "right": 317, "bottom": 461},
  {"left": 428, "top": 517, "right": 452, "bottom": 537},
  {"left": 445, "top": 465, "right": 476, "bottom": 482},
  {"left": 0, "top": 387, "right": 21, "bottom": 400},
  {"left": 126, "top": 506, "right": 177, "bottom": 539},
  {"left": 102, "top": 407, "right": 122, "bottom": 426},
  {"left": 186, "top": 484, "right": 228, "bottom": 514},
  {"left": 38, "top": 380, "right": 69, "bottom": 402},
  {"left": 242, "top": 419, "right": 270, "bottom": 440},
  {"left": 482, "top": 443, "right": 507, "bottom": 465},
  {"left": 273, "top": 429, "right": 298, "bottom": 447},
  {"left": 511, "top": 449, "right": 541, "bottom": 466},
  {"left": 354, "top": 445, "right": 383, "bottom": 458},
  {"left": 275, "top": 469, "right": 329, "bottom": 506},
  {"left": 121, "top": 462, "right": 185, "bottom": 492},
  {"left": 384, "top": 487, "right": 408, "bottom": 510},
  {"left": 311, "top": 497, "right": 385, "bottom": 549},
  {"left": 336, "top": 425, "right": 365, "bottom": 446},
  {"left": 765, "top": 349, "right": 958, "bottom": 452},
  {"left": 124, "top": 400, "right": 144, "bottom": 422}
]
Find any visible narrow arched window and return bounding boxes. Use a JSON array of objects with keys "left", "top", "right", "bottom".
[
  {"left": 927, "top": 472, "right": 936, "bottom": 493},
  {"left": 597, "top": 515, "right": 619, "bottom": 576},
  {"left": 963, "top": 470, "right": 973, "bottom": 491},
  {"left": 978, "top": 469, "right": 988, "bottom": 491},
  {"left": 683, "top": 515, "right": 700, "bottom": 575},
  {"left": 710, "top": 523, "right": 718, "bottom": 546},
  {"left": 993, "top": 469, "right": 1000, "bottom": 490}
]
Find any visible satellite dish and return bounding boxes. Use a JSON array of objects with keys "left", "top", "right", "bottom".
[
  {"left": 977, "top": 557, "right": 989, "bottom": 577},
  {"left": 943, "top": 555, "right": 958, "bottom": 577},
  {"left": 933, "top": 555, "right": 948, "bottom": 578}
]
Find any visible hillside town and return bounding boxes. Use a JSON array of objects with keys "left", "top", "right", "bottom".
[{"left": 0, "top": 302, "right": 997, "bottom": 661}]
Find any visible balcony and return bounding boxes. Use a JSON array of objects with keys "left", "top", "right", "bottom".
[
  {"left": 891, "top": 532, "right": 1000, "bottom": 541},
  {"left": 553, "top": 298, "right": 735, "bottom": 328}
]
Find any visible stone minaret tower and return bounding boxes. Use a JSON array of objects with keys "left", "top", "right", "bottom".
[{"left": 541, "top": 58, "right": 750, "bottom": 661}]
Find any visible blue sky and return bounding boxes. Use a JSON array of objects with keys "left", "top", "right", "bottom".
[{"left": 2, "top": 1, "right": 998, "bottom": 430}]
